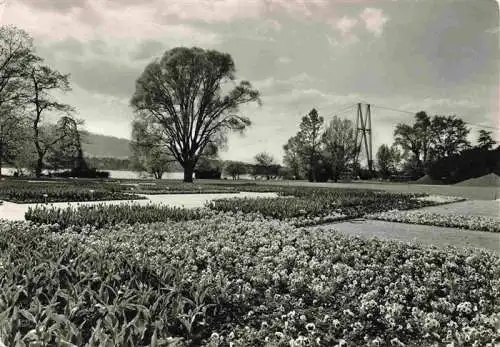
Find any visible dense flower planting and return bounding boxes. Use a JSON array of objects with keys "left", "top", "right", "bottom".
[
  {"left": 207, "top": 190, "right": 437, "bottom": 226},
  {"left": 367, "top": 210, "right": 500, "bottom": 233},
  {"left": 0, "top": 217, "right": 498, "bottom": 346},
  {"left": 25, "top": 203, "right": 212, "bottom": 230},
  {"left": 0, "top": 180, "right": 143, "bottom": 203}
]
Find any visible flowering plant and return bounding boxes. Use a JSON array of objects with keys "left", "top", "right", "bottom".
[{"left": 0, "top": 215, "right": 498, "bottom": 346}]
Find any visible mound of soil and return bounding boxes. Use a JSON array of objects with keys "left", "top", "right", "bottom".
[
  {"left": 455, "top": 173, "right": 500, "bottom": 187},
  {"left": 413, "top": 174, "right": 444, "bottom": 185}
]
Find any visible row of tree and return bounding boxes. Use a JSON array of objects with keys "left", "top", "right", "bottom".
[
  {"left": 281, "top": 108, "right": 497, "bottom": 182},
  {"left": 0, "top": 25, "right": 87, "bottom": 177},
  {"left": 387, "top": 111, "right": 497, "bottom": 181}
]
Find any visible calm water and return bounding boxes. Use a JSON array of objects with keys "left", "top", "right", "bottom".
[
  {"left": 0, "top": 168, "right": 185, "bottom": 180},
  {"left": 0, "top": 168, "right": 260, "bottom": 180}
]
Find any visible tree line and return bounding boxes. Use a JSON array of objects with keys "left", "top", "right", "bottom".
[
  {"left": 280, "top": 107, "right": 497, "bottom": 183},
  {"left": 2, "top": 24, "right": 496, "bottom": 183}
]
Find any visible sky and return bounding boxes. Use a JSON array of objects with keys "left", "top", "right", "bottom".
[{"left": 1, "top": 0, "right": 499, "bottom": 163}]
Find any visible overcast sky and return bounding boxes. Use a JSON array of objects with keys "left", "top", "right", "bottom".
[{"left": 2, "top": 0, "right": 498, "bottom": 163}]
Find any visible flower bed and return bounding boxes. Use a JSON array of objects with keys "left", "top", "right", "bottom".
[
  {"left": 366, "top": 210, "right": 500, "bottom": 233},
  {"left": 124, "top": 182, "right": 239, "bottom": 195},
  {"left": 0, "top": 217, "right": 498, "bottom": 346},
  {"left": 25, "top": 203, "right": 212, "bottom": 230},
  {"left": 0, "top": 180, "right": 142, "bottom": 203},
  {"left": 206, "top": 190, "right": 437, "bottom": 226}
]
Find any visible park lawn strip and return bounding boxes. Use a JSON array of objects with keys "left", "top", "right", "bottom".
[
  {"left": 0, "top": 216, "right": 498, "bottom": 346},
  {"left": 366, "top": 210, "right": 500, "bottom": 233}
]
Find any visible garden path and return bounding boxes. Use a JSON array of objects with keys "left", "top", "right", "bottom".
[
  {"left": 314, "top": 219, "right": 500, "bottom": 254},
  {"left": 417, "top": 199, "right": 499, "bottom": 217}
]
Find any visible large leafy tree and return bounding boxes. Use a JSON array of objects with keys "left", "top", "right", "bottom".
[
  {"left": 393, "top": 111, "right": 431, "bottom": 167},
  {"left": 322, "top": 116, "right": 356, "bottom": 182},
  {"left": 0, "top": 26, "right": 37, "bottom": 176},
  {"left": 130, "top": 47, "right": 260, "bottom": 182},
  {"left": 429, "top": 115, "right": 470, "bottom": 160}
]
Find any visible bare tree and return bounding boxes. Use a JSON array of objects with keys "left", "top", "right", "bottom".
[
  {"left": 130, "top": 47, "right": 260, "bottom": 182},
  {"left": 130, "top": 119, "right": 176, "bottom": 179},
  {"left": 25, "top": 64, "right": 75, "bottom": 177}
]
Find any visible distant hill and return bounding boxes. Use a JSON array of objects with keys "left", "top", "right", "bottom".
[{"left": 81, "top": 132, "right": 132, "bottom": 158}]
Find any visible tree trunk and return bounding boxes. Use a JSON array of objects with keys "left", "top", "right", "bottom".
[
  {"left": 35, "top": 156, "right": 44, "bottom": 178},
  {"left": 183, "top": 162, "right": 195, "bottom": 183}
]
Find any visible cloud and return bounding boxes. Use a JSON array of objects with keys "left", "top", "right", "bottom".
[
  {"left": 267, "top": 0, "right": 330, "bottom": 18},
  {"left": 360, "top": 8, "right": 389, "bottom": 37},
  {"left": 129, "top": 40, "right": 168, "bottom": 61},
  {"left": 66, "top": 59, "right": 141, "bottom": 98},
  {"left": 157, "top": 0, "right": 266, "bottom": 23},
  {"left": 3, "top": 0, "right": 220, "bottom": 43},
  {"left": 326, "top": 34, "right": 360, "bottom": 47},
  {"left": 17, "top": 0, "right": 84, "bottom": 13},
  {"left": 335, "top": 16, "right": 358, "bottom": 36},
  {"left": 266, "top": 19, "right": 282, "bottom": 31},
  {"left": 277, "top": 56, "right": 292, "bottom": 64},
  {"left": 485, "top": 27, "right": 500, "bottom": 34}
]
